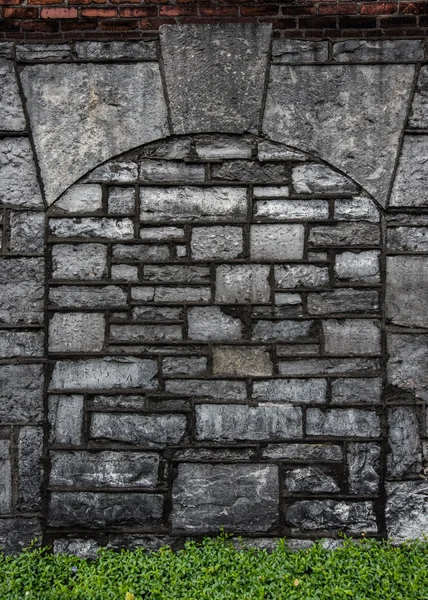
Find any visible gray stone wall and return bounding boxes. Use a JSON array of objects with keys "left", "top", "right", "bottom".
[{"left": 0, "top": 30, "right": 428, "bottom": 553}]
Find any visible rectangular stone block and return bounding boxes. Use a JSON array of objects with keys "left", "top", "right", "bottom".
[
  {"left": 50, "top": 358, "right": 158, "bottom": 391},
  {"left": 49, "top": 218, "right": 134, "bottom": 239},
  {"left": 322, "top": 319, "right": 381, "bottom": 356},
  {"left": 334, "top": 251, "right": 380, "bottom": 283},
  {"left": 331, "top": 378, "right": 382, "bottom": 404},
  {"left": 388, "top": 406, "right": 422, "bottom": 477},
  {"left": 162, "top": 357, "right": 207, "bottom": 376},
  {"left": 279, "top": 358, "right": 380, "bottom": 377},
  {"left": 165, "top": 379, "right": 246, "bottom": 401},
  {"left": 275, "top": 265, "right": 329, "bottom": 289},
  {"left": 49, "top": 285, "right": 127, "bottom": 309},
  {"left": 0, "top": 364, "right": 43, "bottom": 423},
  {"left": 9, "top": 211, "right": 45, "bottom": 254},
  {"left": 250, "top": 224, "right": 304, "bottom": 260},
  {"left": 171, "top": 463, "right": 278, "bottom": 533},
  {"left": 257, "top": 143, "right": 306, "bottom": 163},
  {"left": 110, "top": 324, "right": 182, "bottom": 343},
  {"left": 143, "top": 265, "right": 210, "bottom": 284},
  {"left": 51, "top": 244, "right": 107, "bottom": 280},
  {"left": 0, "top": 58, "right": 25, "bottom": 131},
  {"left": 0, "top": 258, "right": 44, "bottom": 325},
  {"left": 49, "top": 313, "right": 105, "bottom": 353},
  {"left": 190, "top": 226, "right": 243, "bottom": 260},
  {"left": 50, "top": 451, "right": 159, "bottom": 487},
  {"left": 212, "top": 346, "right": 273, "bottom": 376},
  {"left": 307, "top": 289, "right": 379, "bottom": 314},
  {"left": 212, "top": 160, "right": 288, "bottom": 183},
  {"left": 75, "top": 40, "right": 158, "bottom": 60},
  {"left": 0, "top": 138, "right": 43, "bottom": 208},
  {"left": 332, "top": 39, "right": 424, "bottom": 63},
  {"left": 390, "top": 136, "right": 428, "bottom": 207},
  {"left": 253, "top": 185, "right": 290, "bottom": 198},
  {"left": 49, "top": 395, "right": 84, "bottom": 445},
  {"left": 86, "top": 161, "right": 138, "bottom": 183},
  {"left": 387, "top": 334, "right": 428, "bottom": 402},
  {"left": 90, "top": 413, "right": 186, "bottom": 446},
  {"left": 276, "top": 344, "right": 319, "bottom": 357},
  {"left": 49, "top": 492, "right": 163, "bottom": 527},
  {"left": 153, "top": 286, "right": 211, "bottom": 303},
  {"left": 252, "top": 378, "right": 326, "bottom": 404},
  {"left": 140, "top": 186, "right": 247, "bottom": 222},
  {"left": 18, "top": 426, "right": 42, "bottom": 511},
  {"left": 111, "top": 264, "right": 139, "bottom": 281},
  {"left": 0, "top": 330, "right": 43, "bottom": 358},
  {"left": 195, "top": 139, "right": 252, "bottom": 160},
  {"left": 348, "top": 443, "right": 380, "bottom": 495},
  {"left": 386, "top": 256, "right": 428, "bottom": 327},
  {"left": 254, "top": 199, "right": 328, "bottom": 220},
  {"left": 292, "top": 163, "right": 357, "bottom": 195},
  {"left": 215, "top": 265, "right": 270, "bottom": 304},
  {"left": 273, "top": 39, "right": 329, "bottom": 63},
  {"left": 306, "top": 408, "right": 381, "bottom": 438},
  {"left": 262, "top": 443, "right": 342, "bottom": 461},
  {"left": 188, "top": 306, "right": 242, "bottom": 341},
  {"left": 16, "top": 43, "right": 72, "bottom": 61},
  {"left": 284, "top": 466, "right": 339, "bottom": 494},
  {"left": 286, "top": 500, "right": 376, "bottom": 534},
  {"left": 196, "top": 404, "right": 303, "bottom": 441},
  {"left": 107, "top": 187, "right": 135, "bottom": 215},
  {"left": 334, "top": 196, "right": 379, "bottom": 222},
  {"left": 54, "top": 184, "right": 102, "bottom": 214},
  {"left": 133, "top": 306, "right": 182, "bottom": 322},
  {"left": 112, "top": 244, "right": 169, "bottom": 261},
  {"left": 0, "top": 440, "right": 11, "bottom": 514},
  {"left": 387, "top": 227, "right": 428, "bottom": 252},
  {"left": 252, "top": 319, "right": 315, "bottom": 342},
  {"left": 140, "top": 227, "right": 185, "bottom": 241},
  {"left": 140, "top": 160, "right": 205, "bottom": 183},
  {"left": 309, "top": 223, "right": 380, "bottom": 247},
  {"left": 410, "top": 66, "right": 428, "bottom": 128}
]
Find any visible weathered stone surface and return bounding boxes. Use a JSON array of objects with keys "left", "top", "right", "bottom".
[
  {"left": 49, "top": 492, "right": 163, "bottom": 527},
  {"left": 334, "top": 196, "right": 380, "bottom": 222},
  {"left": 387, "top": 334, "right": 428, "bottom": 401},
  {"left": 16, "top": 43, "right": 72, "bottom": 62},
  {"left": 409, "top": 66, "right": 428, "bottom": 128},
  {"left": 165, "top": 379, "right": 246, "bottom": 401},
  {"left": 140, "top": 227, "right": 185, "bottom": 242},
  {"left": 9, "top": 211, "right": 45, "bottom": 254},
  {"left": 18, "top": 427, "right": 42, "bottom": 511},
  {"left": 309, "top": 223, "right": 380, "bottom": 247},
  {"left": 253, "top": 319, "right": 315, "bottom": 342},
  {"left": 322, "top": 319, "right": 381, "bottom": 356},
  {"left": 107, "top": 187, "right": 135, "bottom": 215},
  {"left": 49, "top": 285, "right": 127, "bottom": 309},
  {"left": 273, "top": 40, "right": 328, "bottom": 63},
  {"left": 212, "top": 346, "right": 272, "bottom": 376},
  {"left": 275, "top": 265, "right": 329, "bottom": 289},
  {"left": 279, "top": 358, "right": 380, "bottom": 377},
  {"left": 331, "top": 378, "right": 382, "bottom": 404},
  {"left": 162, "top": 357, "right": 207, "bottom": 376},
  {"left": 386, "top": 256, "right": 428, "bottom": 327},
  {"left": 286, "top": 500, "right": 376, "bottom": 533},
  {"left": 53, "top": 539, "right": 99, "bottom": 559},
  {"left": 0, "top": 138, "right": 43, "bottom": 208},
  {"left": 0, "top": 518, "right": 42, "bottom": 554},
  {"left": 253, "top": 185, "right": 289, "bottom": 198},
  {"left": 143, "top": 265, "right": 210, "bottom": 284},
  {"left": 333, "top": 39, "right": 424, "bottom": 63},
  {"left": 0, "top": 330, "right": 43, "bottom": 358},
  {"left": 160, "top": 24, "right": 271, "bottom": 134},
  {"left": 187, "top": 306, "right": 242, "bottom": 341},
  {"left": 335, "top": 251, "right": 380, "bottom": 283},
  {"left": 212, "top": 160, "right": 287, "bottom": 183},
  {"left": 196, "top": 404, "right": 302, "bottom": 441},
  {"left": 257, "top": 142, "right": 306, "bottom": 163},
  {"left": 49, "top": 313, "right": 105, "bottom": 353},
  {"left": 306, "top": 408, "right": 381, "bottom": 438},
  {"left": 0, "top": 441, "right": 11, "bottom": 514},
  {"left": 284, "top": 467, "right": 339, "bottom": 494},
  {"left": 90, "top": 413, "right": 186, "bottom": 447},
  {"left": 50, "top": 358, "right": 158, "bottom": 390},
  {"left": 133, "top": 306, "right": 182, "bottom": 322},
  {"left": 250, "top": 224, "right": 304, "bottom": 260},
  {"left": 262, "top": 443, "right": 342, "bottom": 461},
  {"left": 87, "top": 161, "right": 138, "bottom": 183},
  {"left": 49, "top": 217, "right": 134, "bottom": 239},
  {"left": 348, "top": 443, "right": 380, "bottom": 494},
  {"left": 387, "top": 406, "right": 422, "bottom": 477},
  {"left": 110, "top": 324, "right": 182, "bottom": 343},
  {"left": 215, "top": 265, "right": 270, "bottom": 304},
  {"left": 54, "top": 184, "right": 102, "bottom": 214},
  {"left": 52, "top": 244, "right": 107, "bottom": 280},
  {"left": 0, "top": 42, "right": 13, "bottom": 58},
  {"left": 153, "top": 286, "right": 211, "bottom": 303},
  {"left": 0, "top": 364, "right": 43, "bottom": 422},
  {"left": 387, "top": 227, "right": 428, "bottom": 252},
  {"left": 171, "top": 463, "right": 278, "bottom": 532},
  {"left": 191, "top": 226, "right": 243, "bottom": 260},
  {"left": 140, "top": 160, "right": 205, "bottom": 183},
  {"left": 50, "top": 451, "right": 159, "bottom": 487},
  {"left": 113, "top": 244, "right": 169, "bottom": 261},
  {"left": 254, "top": 199, "right": 328, "bottom": 220},
  {"left": 195, "top": 138, "right": 252, "bottom": 160},
  {"left": 390, "top": 136, "right": 428, "bottom": 207},
  {"left": 252, "top": 378, "right": 326, "bottom": 404},
  {"left": 276, "top": 343, "right": 319, "bottom": 357},
  {"left": 111, "top": 264, "right": 139, "bottom": 281},
  {"left": 49, "top": 395, "right": 84, "bottom": 445},
  {"left": 0, "top": 59, "right": 26, "bottom": 131},
  {"left": 308, "top": 289, "right": 379, "bottom": 315},
  {"left": 140, "top": 186, "right": 246, "bottom": 222},
  {"left": 75, "top": 40, "right": 158, "bottom": 61},
  {"left": 263, "top": 64, "right": 414, "bottom": 205},
  {"left": 292, "top": 163, "right": 357, "bottom": 195},
  {"left": 386, "top": 481, "right": 428, "bottom": 541},
  {"left": 21, "top": 63, "right": 168, "bottom": 205},
  {"left": 0, "top": 258, "right": 44, "bottom": 325}
]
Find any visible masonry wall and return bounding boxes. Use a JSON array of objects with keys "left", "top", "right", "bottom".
[{"left": 1, "top": 26, "right": 428, "bottom": 554}]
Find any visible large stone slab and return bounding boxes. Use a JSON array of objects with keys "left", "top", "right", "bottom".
[
  {"left": 20, "top": 63, "right": 169, "bottom": 205},
  {"left": 160, "top": 24, "right": 271, "bottom": 134},
  {"left": 0, "top": 59, "right": 26, "bottom": 131},
  {"left": 0, "top": 258, "right": 44, "bottom": 326},
  {"left": 386, "top": 481, "right": 428, "bottom": 541},
  {"left": 386, "top": 256, "right": 428, "bottom": 327},
  {"left": 263, "top": 64, "right": 414, "bottom": 206}
]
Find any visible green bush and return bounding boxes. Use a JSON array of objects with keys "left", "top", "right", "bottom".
[{"left": 1, "top": 534, "right": 428, "bottom": 599}]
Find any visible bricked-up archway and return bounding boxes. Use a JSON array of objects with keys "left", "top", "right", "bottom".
[{"left": 45, "top": 133, "right": 385, "bottom": 546}]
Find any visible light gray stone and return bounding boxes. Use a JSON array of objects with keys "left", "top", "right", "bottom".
[
  {"left": 171, "top": 463, "right": 278, "bottom": 532},
  {"left": 75, "top": 40, "right": 158, "bottom": 61},
  {"left": 286, "top": 500, "right": 376, "bottom": 533},
  {"left": 49, "top": 217, "right": 133, "bottom": 239},
  {"left": 273, "top": 40, "right": 329, "bottom": 63},
  {"left": 386, "top": 481, "right": 428, "bottom": 541},
  {"left": 53, "top": 539, "right": 99, "bottom": 559},
  {"left": 387, "top": 334, "right": 428, "bottom": 401},
  {"left": 140, "top": 160, "right": 205, "bottom": 183},
  {"left": 323, "top": 319, "right": 381, "bottom": 356},
  {"left": 280, "top": 358, "right": 380, "bottom": 377},
  {"left": 16, "top": 43, "right": 72, "bottom": 62},
  {"left": 334, "top": 196, "right": 379, "bottom": 222},
  {"left": 140, "top": 227, "right": 185, "bottom": 242},
  {"left": 308, "top": 289, "right": 379, "bottom": 314},
  {"left": 162, "top": 357, "right": 207, "bottom": 376},
  {"left": 253, "top": 185, "right": 289, "bottom": 198},
  {"left": 292, "top": 163, "right": 357, "bottom": 195},
  {"left": 188, "top": 306, "right": 242, "bottom": 341},
  {"left": 90, "top": 413, "right": 186, "bottom": 447},
  {"left": 331, "top": 378, "right": 382, "bottom": 404},
  {"left": 18, "top": 427, "right": 42, "bottom": 511},
  {"left": 254, "top": 199, "right": 328, "bottom": 220},
  {"left": 196, "top": 404, "right": 302, "bottom": 441},
  {"left": 263, "top": 64, "right": 414, "bottom": 206},
  {"left": 111, "top": 264, "right": 138, "bottom": 281},
  {"left": 257, "top": 141, "right": 307, "bottom": 162},
  {"left": 153, "top": 286, "right": 211, "bottom": 303},
  {"left": 50, "top": 357, "right": 158, "bottom": 391},
  {"left": 275, "top": 265, "right": 329, "bottom": 289},
  {"left": 335, "top": 251, "right": 380, "bottom": 283},
  {"left": 284, "top": 467, "right": 339, "bottom": 494},
  {"left": 212, "top": 346, "right": 272, "bottom": 376},
  {"left": 0, "top": 138, "right": 43, "bottom": 208},
  {"left": 386, "top": 256, "right": 428, "bottom": 327},
  {"left": 21, "top": 63, "right": 168, "bottom": 205},
  {"left": 306, "top": 408, "right": 381, "bottom": 438},
  {"left": 387, "top": 227, "right": 428, "bottom": 252},
  {"left": 0, "top": 441, "right": 11, "bottom": 514},
  {"left": 390, "top": 136, "right": 428, "bottom": 207},
  {"left": 309, "top": 222, "right": 380, "bottom": 246},
  {"left": 409, "top": 66, "right": 428, "bottom": 128},
  {"left": 49, "top": 312, "right": 105, "bottom": 353},
  {"left": 165, "top": 379, "right": 246, "bottom": 401},
  {"left": 275, "top": 293, "right": 302, "bottom": 307},
  {"left": 49, "top": 395, "right": 84, "bottom": 445},
  {"left": 333, "top": 39, "right": 424, "bottom": 63},
  {"left": 160, "top": 24, "right": 271, "bottom": 134},
  {"left": 252, "top": 378, "right": 326, "bottom": 404},
  {"left": 348, "top": 443, "right": 380, "bottom": 495},
  {"left": 51, "top": 244, "right": 107, "bottom": 280},
  {"left": 50, "top": 451, "right": 159, "bottom": 487},
  {"left": 250, "top": 224, "right": 304, "bottom": 260},
  {"left": 388, "top": 406, "right": 422, "bottom": 477},
  {"left": 253, "top": 319, "right": 314, "bottom": 343},
  {"left": 110, "top": 324, "right": 182, "bottom": 343},
  {"left": 87, "top": 161, "right": 138, "bottom": 183},
  {"left": 0, "top": 59, "right": 26, "bottom": 131},
  {"left": 262, "top": 443, "right": 342, "bottom": 461},
  {"left": 191, "top": 226, "right": 243, "bottom": 260},
  {"left": 49, "top": 285, "right": 127, "bottom": 309},
  {"left": 0, "top": 364, "right": 43, "bottom": 422},
  {"left": 133, "top": 306, "right": 182, "bottom": 322},
  {"left": 143, "top": 265, "right": 210, "bottom": 284},
  {"left": 54, "top": 184, "right": 102, "bottom": 214},
  {"left": 113, "top": 244, "right": 169, "bottom": 261},
  {"left": 195, "top": 139, "right": 252, "bottom": 160},
  {"left": 9, "top": 211, "right": 45, "bottom": 254},
  {"left": 0, "top": 330, "right": 43, "bottom": 358},
  {"left": 0, "top": 258, "right": 44, "bottom": 325},
  {"left": 107, "top": 187, "right": 135, "bottom": 215},
  {"left": 215, "top": 265, "right": 270, "bottom": 304},
  {"left": 140, "top": 186, "right": 247, "bottom": 222}
]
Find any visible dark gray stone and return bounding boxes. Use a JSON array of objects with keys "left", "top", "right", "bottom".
[
  {"left": 334, "top": 196, "right": 380, "bottom": 222},
  {"left": 387, "top": 334, "right": 428, "bottom": 402},
  {"left": 387, "top": 406, "right": 422, "bottom": 477},
  {"left": 309, "top": 223, "right": 380, "bottom": 247},
  {"left": 16, "top": 43, "right": 72, "bottom": 62},
  {"left": 0, "top": 59, "right": 26, "bottom": 131},
  {"left": 53, "top": 539, "right": 99, "bottom": 559},
  {"left": 160, "top": 24, "right": 271, "bottom": 134},
  {"left": 212, "top": 346, "right": 272, "bottom": 377},
  {"left": 87, "top": 161, "right": 138, "bottom": 183},
  {"left": 284, "top": 467, "right": 339, "bottom": 494},
  {"left": 75, "top": 40, "right": 158, "bottom": 61},
  {"left": 49, "top": 312, "right": 105, "bottom": 353},
  {"left": 322, "top": 319, "right": 381, "bottom": 356},
  {"left": 286, "top": 500, "right": 376, "bottom": 533},
  {"left": 0, "top": 330, "right": 44, "bottom": 358},
  {"left": 195, "top": 138, "right": 252, "bottom": 160},
  {"left": 107, "top": 187, "right": 135, "bottom": 215},
  {"left": 252, "top": 378, "right": 326, "bottom": 404},
  {"left": 18, "top": 427, "right": 43, "bottom": 511},
  {"left": 252, "top": 320, "right": 315, "bottom": 343},
  {"left": 0, "top": 364, "right": 43, "bottom": 423},
  {"left": 279, "top": 358, "right": 380, "bottom": 377},
  {"left": 387, "top": 227, "right": 428, "bottom": 252},
  {"left": 152, "top": 286, "right": 211, "bottom": 303},
  {"left": 9, "top": 211, "right": 45, "bottom": 254},
  {"left": 334, "top": 251, "right": 380, "bottom": 284},
  {"left": 331, "top": 378, "right": 382, "bottom": 404},
  {"left": 0, "top": 138, "right": 43, "bottom": 208},
  {"left": 307, "top": 289, "right": 379, "bottom": 315},
  {"left": 54, "top": 184, "right": 103, "bottom": 214},
  {"left": 386, "top": 481, "right": 428, "bottom": 541},
  {"left": 49, "top": 217, "right": 134, "bottom": 239},
  {"left": 272, "top": 40, "right": 328, "bottom": 63},
  {"left": 348, "top": 443, "right": 380, "bottom": 494},
  {"left": 306, "top": 408, "right": 381, "bottom": 438},
  {"left": 165, "top": 379, "right": 246, "bottom": 401},
  {"left": 90, "top": 413, "right": 186, "bottom": 447},
  {"left": 333, "top": 39, "right": 424, "bottom": 63},
  {"left": 409, "top": 66, "right": 428, "bottom": 128},
  {"left": 171, "top": 463, "right": 278, "bottom": 532},
  {"left": 110, "top": 324, "right": 182, "bottom": 343},
  {"left": 386, "top": 256, "right": 428, "bottom": 327},
  {"left": 49, "top": 395, "right": 84, "bottom": 445},
  {"left": 140, "top": 226, "right": 185, "bottom": 242},
  {"left": 390, "top": 136, "right": 428, "bottom": 207},
  {"left": 275, "top": 265, "right": 329, "bottom": 289},
  {"left": 133, "top": 306, "right": 182, "bottom": 322},
  {"left": 140, "top": 160, "right": 205, "bottom": 183},
  {"left": 49, "top": 285, "right": 127, "bottom": 309},
  {"left": 162, "top": 357, "right": 207, "bottom": 376},
  {"left": 0, "top": 441, "right": 11, "bottom": 514},
  {"left": 262, "top": 443, "right": 342, "bottom": 461},
  {"left": 143, "top": 265, "right": 210, "bottom": 284},
  {"left": 0, "top": 518, "right": 42, "bottom": 554},
  {"left": 212, "top": 160, "right": 287, "bottom": 183}
]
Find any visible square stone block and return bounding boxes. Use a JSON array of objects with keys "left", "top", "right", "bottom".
[
  {"left": 215, "top": 264, "right": 270, "bottom": 304},
  {"left": 49, "top": 313, "right": 105, "bottom": 353},
  {"left": 250, "top": 224, "right": 304, "bottom": 261},
  {"left": 212, "top": 346, "right": 273, "bottom": 376}
]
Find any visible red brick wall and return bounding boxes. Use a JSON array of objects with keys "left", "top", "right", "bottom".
[{"left": 1, "top": 1, "right": 428, "bottom": 41}]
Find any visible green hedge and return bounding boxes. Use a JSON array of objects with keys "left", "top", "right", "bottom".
[{"left": 1, "top": 534, "right": 428, "bottom": 599}]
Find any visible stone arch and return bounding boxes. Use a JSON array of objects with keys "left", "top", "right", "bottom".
[{"left": 45, "top": 133, "right": 385, "bottom": 545}]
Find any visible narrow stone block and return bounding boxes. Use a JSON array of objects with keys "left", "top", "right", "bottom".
[
  {"left": 292, "top": 163, "right": 357, "bottom": 195},
  {"left": 0, "top": 59, "right": 26, "bottom": 131},
  {"left": 143, "top": 265, "right": 210, "bottom": 284},
  {"left": 334, "top": 196, "right": 379, "bottom": 222},
  {"left": 113, "top": 244, "right": 169, "bottom": 261},
  {"left": 49, "top": 285, "right": 127, "bottom": 309},
  {"left": 306, "top": 408, "right": 381, "bottom": 438},
  {"left": 162, "top": 357, "right": 207, "bottom": 376},
  {"left": 309, "top": 223, "right": 380, "bottom": 247},
  {"left": 275, "top": 265, "right": 329, "bottom": 289},
  {"left": 333, "top": 39, "right": 424, "bottom": 63},
  {"left": 279, "top": 358, "right": 380, "bottom": 377},
  {"left": 212, "top": 160, "right": 288, "bottom": 183},
  {"left": 18, "top": 427, "right": 42, "bottom": 511},
  {"left": 49, "top": 218, "right": 134, "bottom": 240},
  {"left": 254, "top": 199, "right": 328, "bottom": 220},
  {"left": 252, "top": 378, "right": 326, "bottom": 404},
  {"left": 75, "top": 40, "right": 158, "bottom": 61},
  {"left": 307, "top": 289, "right": 379, "bottom": 314},
  {"left": 286, "top": 500, "right": 376, "bottom": 533},
  {"left": 284, "top": 467, "right": 339, "bottom": 494},
  {"left": 0, "top": 440, "right": 11, "bottom": 514},
  {"left": 390, "top": 136, "right": 428, "bottom": 207},
  {"left": 262, "top": 443, "right": 342, "bottom": 461},
  {"left": 273, "top": 40, "right": 329, "bottom": 63},
  {"left": 212, "top": 346, "right": 273, "bottom": 376},
  {"left": 195, "top": 139, "right": 252, "bottom": 160},
  {"left": 49, "top": 395, "right": 84, "bottom": 445},
  {"left": 110, "top": 324, "right": 182, "bottom": 343},
  {"left": 165, "top": 379, "right": 246, "bottom": 401},
  {"left": 253, "top": 319, "right": 315, "bottom": 342}
]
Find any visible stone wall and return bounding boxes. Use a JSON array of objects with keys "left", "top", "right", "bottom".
[{"left": 1, "top": 27, "right": 428, "bottom": 553}]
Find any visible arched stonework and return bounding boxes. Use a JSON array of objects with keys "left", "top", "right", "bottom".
[{"left": 46, "top": 134, "right": 384, "bottom": 547}]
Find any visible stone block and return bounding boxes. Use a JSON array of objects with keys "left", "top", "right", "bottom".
[
  {"left": 107, "top": 187, "right": 135, "bottom": 215},
  {"left": 252, "top": 378, "right": 326, "bottom": 404},
  {"left": 262, "top": 443, "right": 342, "bottom": 461},
  {"left": 140, "top": 160, "right": 205, "bottom": 183},
  {"left": 348, "top": 443, "right": 380, "bottom": 495},
  {"left": 162, "top": 357, "right": 207, "bottom": 376},
  {"left": 0, "top": 59, "right": 25, "bottom": 131},
  {"left": 386, "top": 256, "right": 428, "bottom": 327},
  {"left": 215, "top": 265, "right": 270, "bottom": 304},
  {"left": 51, "top": 244, "right": 107, "bottom": 280},
  {"left": 54, "top": 184, "right": 102, "bottom": 214},
  {"left": 49, "top": 285, "right": 127, "bottom": 309},
  {"left": 50, "top": 451, "right": 159, "bottom": 487},
  {"left": 275, "top": 265, "right": 329, "bottom": 289},
  {"left": 250, "top": 224, "right": 304, "bottom": 260},
  {"left": 171, "top": 463, "right": 278, "bottom": 532},
  {"left": 49, "top": 492, "right": 163, "bottom": 527},
  {"left": 387, "top": 227, "right": 428, "bottom": 252},
  {"left": 306, "top": 408, "right": 381, "bottom": 438},
  {"left": 195, "top": 139, "right": 252, "bottom": 160},
  {"left": 159, "top": 24, "right": 271, "bottom": 134},
  {"left": 254, "top": 199, "right": 328, "bottom": 220},
  {"left": 390, "top": 136, "right": 428, "bottom": 207},
  {"left": 113, "top": 244, "right": 169, "bottom": 261},
  {"left": 409, "top": 66, "right": 428, "bottom": 128},
  {"left": 196, "top": 404, "right": 302, "bottom": 441},
  {"left": 0, "top": 330, "right": 44, "bottom": 358},
  {"left": 257, "top": 142, "right": 306, "bottom": 163},
  {"left": 49, "top": 395, "right": 84, "bottom": 445},
  {"left": 0, "top": 364, "right": 43, "bottom": 423},
  {"left": 307, "top": 289, "right": 379, "bottom": 315},
  {"left": 190, "top": 226, "right": 243, "bottom": 260},
  {"left": 143, "top": 265, "right": 210, "bottom": 284},
  {"left": 133, "top": 306, "right": 182, "bottom": 322},
  {"left": 276, "top": 344, "right": 319, "bottom": 356},
  {"left": 309, "top": 223, "right": 380, "bottom": 247},
  {"left": 280, "top": 358, "right": 379, "bottom": 377},
  {"left": 140, "top": 227, "right": 185, "bottom": 242},
  {"left": 334, "top": 196, "right": 379, "bottom": 222},
  {"left": 87, "top": 161, "right": 138, "bottom": 183},
  {"left": 75, "top": 40, "right": 158, "bottom": 60},
  {"left": 212, "top": 160, "right": 287, "bottom": 183},
  {"left": 110, "top": 324, "right": 182, "bottom": 343},
  {"left": 90, "top": 413, "right": 186, "bottom": 447},
  {"left": 18, "top": 427, "right": 42, "bottom": 511},
  {"left": 386, "top": 481, "right": 428, "bottom": 541},
  {"left": 0, "top": 441, "right": 11, "bottom": 514},
  {"left": 387, "top": 334, "right": 428, "bottom": 401},
  {"left": 272, "top": 40, "right": 329, "bottom": 63},
  {"left": 333, "top": 39, "right": 424, "bottom": 63},
  {"left": 165, "top": 379, "right": 246, "bottom": 401},
  {"left": 253, "top": 185, "right": 289, "bottom": 198},
  {"left": 49, "top": 217, "right": 134, "bottom": 240},
  {"left": 16, "top": 43, "right": 72, "bottom": 62},
  {"left": 111, "top": 264, "right": 139, "bottom": 282},
  {"left": 252, "top": 319, "right": 315, "bottom": 343},
  {"left": 49, "top": 312, "right": 105, "bottom": 353},
  {"left": 322, "top": 319, "right": 381, "bottom": 356},
  {"left": 140, "top": 186, "right": 247, "bottom": 222},
  {"left": 53, "top": 539, "right": 99, "bottom": 559},
  {"left": 50, "top": 357, "right": 158, "bottom": 391},
  {"left": 0, "top": 138, "right": 43, "bottom": 208},
  {"left": 153, "top": 286, "right": 211, "bottom": 303},
  {"left": 331, "top": 378, "right": 382, "bottom": 404},
  {"left": 0, "top": 518, "right": 42, "bottom": 555},
  {"left": 212, "top": 346, "right": 272, "bottom": 376},
  {"left": 387, "top": 406, "right": 422, "bottom": 477},
  {"left": 9, "top": 211, "right": 45, "bottom": 254},
  {"left": 286, "top": 500, "right": 376, "bottom": 534},
  {"left": 142, "top": 138, "right": 192, "bottom": 161},
  {"left": 335, "top": 251, "right": 380, "bottom": 283},
  {"left": 284, "top": 467, "right": 339, "bottom": 494},
  {"left": 292, "top": 163, "right": 357, "bottom": 195}
]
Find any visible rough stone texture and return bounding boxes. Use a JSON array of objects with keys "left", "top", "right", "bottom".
[
  {"left": 272, "top": 40, "right": 329, "bottom": 63},
  {"left": 9, "top": 212, "right": 45, "bottom": 254},
  {"left": 252, "top": 379, "right": 326, "bottom": 404},
  {"left": 334, "top": 196, "right": 379, "bottom": 222},
  {"left": 90, "top": 413, "right": 187, "bottom": 447},
  {"left": 188, "top": 306, "right": 242, "bottom": 341},
  {"left": 309, "top": 223, "right": 380, "bottom": 247},
  {"left": 333, "top": 40, "right": 425, "bottom": 63},
  {"left": 49, "top": 395, "right": 84, "bottom": 445},
  {"left": 0, "top": 441, "right": 11, "bottom": 514},
  {"left": 0, "top": 59, "right": 26, "bottom": 131},
  {"left": 335, "top": 251, "right": 380, "bottom": 283},
  {"left": 52, "top": 245, "right": 107, "bottom": 282},
  {"left": 387, "top": 335, "right": 428, "bottom": 402},
  {"left": 21, "top": 63, "right": 169, "bottom": 204},
  {"left": 160, "top": 24, "right": 271, "bottom": 134},
  {"left": 284, "top": 467, "right": 339, "bottom": 494},
  {"left": 0, "top": 330, "right": 43, "bottom": 358},
  {"left": 286, "top": 500, "right": 377, "bottom": 533},
  {"left": 386, "top": 482, "right": 428, "bottom": 541},
  {"left": 49, "top": 313, "right": 105, "bottom": 353},
  {"left": 49, "top": 217, "right": 134, "bottom": 239},
  {"left": 387, "top": 227, "right": 428, "bottom": 252},
  {"left": 390, "top": 136, "right": 428, "bottom": 207},
  {"left": 292, "top": 163, "right": 357, "bottom": 195},
  {"left": 172, "top": 463, "right": 278, "bottom": 532},
  {"left": 75, "top": 40, "right": 158, "bottom": 61},
  {"left": 306, "top": 409, "right": 381, "bottom": 438},
  {"left": 387, "top": 407, "right": 422, "bottom": 477},
  {"left": 49, "top": 286, "right": 127, "bottom": 309},
  {"left": 0, "top": 518, "right": 42, "bottom": 555},
  {"left": 263, "top": 64, "right": 414, "bottom": 205},
  {"left": 250, "top": 224, "right": 304, "bottom": 260},
  {"left": 0, "top": 138, "right": 43, "bottom": 208},
  {"left": 212, "top": 346, "right": 272, "bottom": 376},
  {"left": 215, "top": 265, "right": 270, "bottom": 304},
  {"left": 275, "top": 265, "right": 329, "bottom": 289},
  {"left": 386, "top": 256, "right": 428, "bottom": 327},
  {"left": 348, "top": 443, "right": 380, "bottom": 494},
  {"left": 331, "top": 378, "right": 382, "bottom": 404},
  {"left": 55, "top": 184, "right": 103, "bottom": 214},
  {"left": 409, "top": 66, "right": 428, "bottom": 128},
  {"left": 18, "top": 427, "right": 42, "bottom": 511},
  {"left": 308, "top": 289, "right": 379, "bottom": 315},
  {"left": 0, "top": 364, "right": 43, "bottom": 422},
  {"left": 322, "top": 319, "right": 381, "bottom": 356},
  {"left": 191, "top": 226, "right": 243, "bottom": 260}
]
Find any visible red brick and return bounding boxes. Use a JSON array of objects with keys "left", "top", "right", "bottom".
[
  {"left": 81, "top": 7, "right": 117, "bottom": 17},
  {"left": 69, "top": 0, "right": 107, "bottom": 5},
  {"left": 319, "top": 3, "right": 357, "bottom": 15},
  {"left": 119, "top": 6, "right": 157, "bottom": 17},
  {"left": 281, "top": 5, "right": 317, "bottom": 16},
  {"left": 0, "top": 18, "right": 21, "bottom": 31},
  {"left": 159, "top": 5, "right": 197, "bottom": 16},
  {"left": 41, "top": 6, "right": 77, "bottom": 18},
  {"left": 360, "top": 3, "right": 398, "bottom": 15},
  {"left": 399, "top": 2, "right": 428, "bottom": 13},
  {"left": 28, "top": 0, "right": 65, "bottom": 5},
  {"left": 3, "top": 5, "right": 38, "bottom": 16},
  {"left": 240, "top": 5, "right": 279, "bottom": 16},
  {"left": 21, "top": 18, "right": 59, "bottom": 30},
  {"left": 299, "top": 15, "right": 337, "bottom": 28},
  {"left": 379, "top": 14, "right": 417, "bottom": 24},
  {"left": 339, "top": 15, "right": 377, "bottom": 27},
  {"left": 60, "top": 17, "right": 97, "bottom": 29},
  {"left": 99, "top": 18, "right": 138, "bottom": 30},
  {"left": 0, "top": 0, "right": 22, "bottom": 6},
  {"left": 199, "top": 5, "right": 238, "bottom": 16}
]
